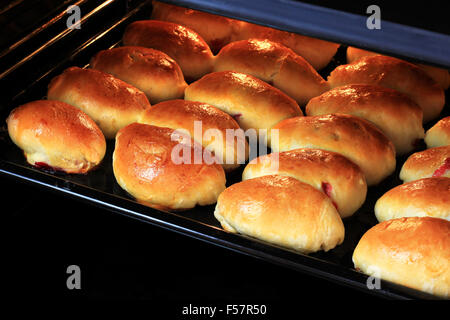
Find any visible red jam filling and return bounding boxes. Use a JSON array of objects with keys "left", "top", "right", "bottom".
[
  {"left": 231, "top": 113, "right": 242, "bottom": 122},
  {"left": 34, "top": 162, "right": 65, "bottom": 174},
  {"left": 432, "top": 158, "right": 450, "bottom": 177},
  {"left": 321, "top": 181, "right": 338, "bottom": 210}
]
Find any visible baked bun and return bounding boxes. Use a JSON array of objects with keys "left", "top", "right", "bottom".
[
  {"left": 139, "top": 99, "right": 249, "bottom": 171},
  {"left": 346, "top": 46, "right": 450, "bottom": 90},
  {"left": 353, "top": 217, "right": 450, "bottom": 298},
  {"left": 150, "top": 1, "right": 239, "bottom": 53},
  {"left": 184, "top": 71, "right": 302, "bottom": 143},
  {"left": 305, "top": 84, "right": 425, "bottom": 155},
  {"left": 242, "top": 148, "right": 367, "bottom": 218},
  {"left": 90, "top": 46, "right": 187, "bottom": 104},
  {"left": 122, "top": 20, "right": 214, "bottom": 82},
  {"left": 374, "top": 177, "right": 450, "bottom": 222},
  {"left": 399, "top": 146, "right": 450, "bottom": 182},
  {"left": 6, "top": 100, "right": 106, "bottom": 174},
  {"left": 214, "top": 39, "right": 329, "bottom": 105},
  {"left": 113, "top": 123, "right": 226, "bottom": 211},
  {"left": 214, "top": 175, "right": 345, "bottom": 253},
  {"left": 235, "top": 21, "right": 339, "bottom": 70},
  {"left": 425, "top": 116, "right": 450, "bottom": 148},
  {"left": 271, "top": 114, "right": 396, "bottom": 186},
  {"left": 328, "top": 55, "right": 445, "bottom": 123},
  {"left": 47, "top": 67, "right": 150, "bottom": 139}
]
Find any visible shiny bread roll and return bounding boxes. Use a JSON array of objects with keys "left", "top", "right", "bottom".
[
  {"left": 425, "top": 116, "right": 450, "bottom": 148},
  {"left": 353, "top": 217, "right": 450, "bottom": 298},
  {"left": 399, "top": 146, "right": 450, "bottom": 182},
  {"left": 271, "top": 114, "right": 396, "bottom": 186},
  {"left": 139, "top": 99, "right": 249, "bottom": 171},
  {"left": 306, "top": 84, "right": 425, "bottom": 155},
  {"left": 242, "top": 148, "right": 367, "bottom": 218},
  {"left": 6, "top": 100, "right": 106, "bottom": 174},
  {"left": 90, "top": 46, "right": 187, "bottom": 104},
  {"left": 235, "top": 21, "right": 340, "bottom": 70},
  {"left": 47, "top": 67, "right": 150, "bottom": 139},
  {"left": 214, "top": 175, "right": 345, "bottom": 253},
  {"left": 214, "top": 39, "right": 329, "bottom": 105},
  {"left": 150, "top": 1, "right": 240, "bottom": 53},
  {"left": 346, "top": 46, "right": 450, "bottom": 90},
  {"left": 113, "top": 123, "right": 226, "bottom": 211},
  {"left": 328, "top": 55, "right": 445, "bottom": 124},
  {"left": 122, "top": 20, "right": 215, "bottom": 82},
  {"left": 374, "top": 177, "right": 450, "bottom": 222},
  {"left": 184, "top": 71, "right": 302, "bottom": 143}
]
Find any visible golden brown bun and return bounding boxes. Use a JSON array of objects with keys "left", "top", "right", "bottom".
[
  {"left": 347, "top": 46, "right": 450, "bottom": 90},
  {"left": 235, "top": 21, "right": 340, "bottom": 70},
  {"left": 353, "top": 217, "right": 450, "bottom": 298},
  {"left": 139, "top": 99, "right": 249, "bottom": 171},
  {"left": 47, "top": 67, "right": 150, "bottom": 139},
  {"left": 425, "top": 116, "right": 450, "bottom": 148},
  {"left": 214, "top": 175, "right": 345, "bottom": 253},
  {"left": 242, "top": 148, "right": 367, "bottom": 218},
  {"left": 214, "top": 39, "right": 329, "bottom": 105},
  {"left": 271, "top": 114, "right": 396, "bottom": 186},
  {"left": 375, "top": 177, "right": 450, "bottom": 222},
  {"left": 306, "top": 84, "right": 425, "bottom": 155},
  {"left": 113, "top": 123, "right": 226, "bottom": 211},
  {"left": 184, "top": 71, "right": 302, "bottom": 143},
  {"left": 328, "top": 55, "right": 445, "bottom": 123},
  {"left": 150, "top": 1, "right": 240, "bottom": 54},
  {"left": 6, "top": 100, "right": 106, "bottom": 174},
  {"left": 90, "top": 46, "right": 187, "bottom": 104},
  {"left": 399, "top": 146, "right": 450, "bottom": 182},
  {"left": 122, "top": 20, "right": 214, "bottom": 82}
]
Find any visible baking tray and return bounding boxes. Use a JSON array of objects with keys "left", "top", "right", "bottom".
[{"left": 1, "top": 0, "right": 448, "bottom": 300}]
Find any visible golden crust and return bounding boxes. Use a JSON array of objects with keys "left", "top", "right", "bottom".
[
  {"left": 139, "top": 99, "right": 249, "bottom": 171},
  {"left": 328, "top": 55, "right": 445, "bottom": 123},
  {"left": 271, "top": 114, "right": 396, "bottom": 186},
  {"left": 112, "top": 123, "right": 226, "bottom": 211},
  {"left": 306, "top": 84, "right": 424, "bottom": 155},
  {"left": 122, "top": 20, "right": 215, "bottom": 81},
  {"left": 375, "top": 177, "right": 450, "bottom": 222},
  {"left": 242, "top": 148, "right": 367, "bottom": 218},
  {"left": 425, "top": 116, "right": 450, "bottom": 148},
  {"left": 47, "top": 67, "right": 150, "bottom": 139},
  {"left": 214, "top": 175, "right": 345, "bottom": 253},
  {"left": 90, "top": 46, "right": 187, "bottom": 104},
  {"left": 184, "top": 71, "right": 302, "bottom": 143},
  {"left": 6, "top": 100, "right": 106, "bottom": 174},
  {"left": 353, "top": 217, "right": 450, "bottom": 298},
  {"left": 214, "top": 39, "right": 329, "bottom": 105},
  {"left": 346, "top": 46, "right": 450, "bottom": 90},
  {"left": 400, "top": 146, "right": 450, "bottom": 182}
]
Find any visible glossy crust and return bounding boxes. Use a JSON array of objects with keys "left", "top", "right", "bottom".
[
  {"left": 235, "top": 21, "right": 340, "bottom": 70},
  {"left": 214, "top": 39, "right": 329, "bottom": 105},
  {"left": 47, "top": 67, "right": 150, "bottom": 139},
  {"left": 306, "top": 84, "right": 424, "bottom": 155},
  {"left": 112, "top": 123, "right": 226, "bottom": 211},
  {"left": 6, "top": 100, "right": 106, "bottom": 174},
  {"left": 328, "top": 55, "right": 445, "bottom": 123},
  {"left": 353, "top": 217, "right": 450, "bottom": 298},
  {"left": 150, "top": 1, "right": 240, "bottom": 54},
  {"left": 214, "top": 175, "right": 345, "bottom": 253},
  {"left": 271, "top": 114, "right": 396, "bottom": 186},
  {"left": 242, "top": 148, "right": 367, "bottom": 218},
  {"left": 184, "top": 71, "right": 302, "bottom": 143},
  {"left": 122, "top": 20, "right": 215, "bottom": 81},
  {"left": 375, "top": 177, "right": 450, "bottom": 222},
  {"left": 90, "top": 46, "right": 187, "bottom": 104},
  {"left": 425, "top": 116, "right": 450, "bottom": 148},
  {"left": 399, "top": 146, "right": 450, "bottom": 182},
  {"left": 139, "top": 99, "right": 249, "bottom": 171},
  {"left": 346, "top": 46, "right": 450, "bottom": 90}
]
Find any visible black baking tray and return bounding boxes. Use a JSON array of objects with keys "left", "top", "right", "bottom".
[{"left": 1, "top": 0, "right": 448, "bottom": 300}]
